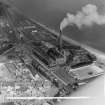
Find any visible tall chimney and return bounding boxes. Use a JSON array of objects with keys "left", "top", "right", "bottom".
[{"left": 58, "top": 29, "right": 62, "bottom": 52}]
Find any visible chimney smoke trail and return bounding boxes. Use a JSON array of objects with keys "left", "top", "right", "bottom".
[{"left": 60, "top": 4, "right": 105, "bottom": 30}]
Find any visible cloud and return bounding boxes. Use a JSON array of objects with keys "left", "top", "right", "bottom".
[{"left": 60, "top": 4, "right": 105, "bottom": 30}]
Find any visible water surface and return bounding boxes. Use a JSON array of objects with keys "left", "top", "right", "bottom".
[{"left": 3, "top": 0, "right": 105, "bottom": 52}]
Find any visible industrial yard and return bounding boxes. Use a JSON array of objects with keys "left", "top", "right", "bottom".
[{"left": 0, "top": 1, "right": 105, "bottom": 105}]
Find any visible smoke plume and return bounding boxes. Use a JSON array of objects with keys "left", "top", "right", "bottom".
[{"left": 60, "top": 4, "right": 105, "bottom": 30}]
